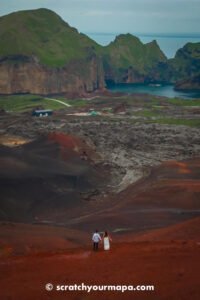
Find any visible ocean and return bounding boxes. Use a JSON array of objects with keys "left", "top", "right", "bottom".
[{"left": 85, "top": 32, "right": 200, "bottom": 58}]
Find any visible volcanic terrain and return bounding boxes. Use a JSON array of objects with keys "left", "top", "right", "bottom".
[{"left": 0, "top": 94, "right": 200, "bottom": 300}]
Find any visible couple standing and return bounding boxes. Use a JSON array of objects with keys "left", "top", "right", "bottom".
[{"left": 92, "top": 230, "right": 112, "bottom": 251}]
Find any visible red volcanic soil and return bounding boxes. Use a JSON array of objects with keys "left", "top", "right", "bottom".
[
  {"left": 48, "top": 132, "right": 82, "bottom": 152},
  {"left": 116, "top": 158, "right": 200, "bottom": 209},
  {"left": 67, "top": 158, "right": 200, "bottom": 233},
  {"left": 47, "top": 132, "right": 100, "bottom": 162},
  {"left": 0, "top": 223, "right": 89, "bottom": 255},
  {"left": 117, "top": 216, "right": 200, "bottom": 242},
  {"left": 133, "top": 216, "right": 200, "bottom": 241},
  {"left": 0, "top": 219, "right": 200, "bottom": 300}
]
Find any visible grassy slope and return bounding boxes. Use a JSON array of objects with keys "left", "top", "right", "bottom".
[
  {"left": 0, "top": 94, "right": 91, "bottom": 112},
  {"left": 101, "top": 34, "right": 167, "bottom": 74},
  {"left": 0, "top": 95, "right": 70, "bottom": 111},
  {"left": 168, "top": 98, "right": 200, "bottom": 106},
  {"left": 133, "top": 97, "right": 200, "bottom": 127},
  {"left": 0, "top": 8, "right": 100, "bottom": 67},
  {"left": 151, "top": 118, "right": 200, "bottom": 127}
]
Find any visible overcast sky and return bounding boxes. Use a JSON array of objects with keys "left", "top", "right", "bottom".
[{"left": 1, "top": 0, "right": 200, "bottom": 34}]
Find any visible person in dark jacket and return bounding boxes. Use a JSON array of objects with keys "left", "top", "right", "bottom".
[{"left": 92, "top": 229, "right": 102, "bottom": 251}]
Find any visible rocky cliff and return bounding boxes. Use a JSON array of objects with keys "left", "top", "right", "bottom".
[
  {"left": 0, "top": 54, "right": 104, "bottom": 96},
  {"left": 171, "top": 42, "right": 200, "bottom": 90}
]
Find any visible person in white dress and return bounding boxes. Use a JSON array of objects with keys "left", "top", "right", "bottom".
[{"left": 103, "top": 231, "right": 112, "bottom": 250}]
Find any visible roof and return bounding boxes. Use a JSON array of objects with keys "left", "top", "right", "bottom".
[{"left": 33, "top": 109, "right": 53, "bottom": 113}]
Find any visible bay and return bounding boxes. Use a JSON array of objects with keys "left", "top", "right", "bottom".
[{"left": 107, "top": 83, "right": 200, "bottom": 99}]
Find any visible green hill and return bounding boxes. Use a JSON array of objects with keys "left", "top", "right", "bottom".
[
  {"left": 0, "top": 8, "right": 105, "bottom": 95},
  {"left": 172, "top": 42, "right": 200, "bottom": 80},
  {"left": 0, "top": 8, "right": 100, "bottom": 67},
  {"left": 105, "top": 34, "right": 166, "bottom": 70},
  {"left": 101, "top": 34, "right": 167, "bottom": 83}
]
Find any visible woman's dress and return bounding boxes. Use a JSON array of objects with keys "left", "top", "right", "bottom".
[{"left": 103, "top": 236, "right": 110, "bottom": 250}]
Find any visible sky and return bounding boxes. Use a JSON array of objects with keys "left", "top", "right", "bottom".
[{"left": 0, "top": 0, "right": 200, "bottom": 35}]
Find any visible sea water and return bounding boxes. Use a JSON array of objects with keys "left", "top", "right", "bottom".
[{"left": 106, "top": 83, "right": 200, "bottom": 99}]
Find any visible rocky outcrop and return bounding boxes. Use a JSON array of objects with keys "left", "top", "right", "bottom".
[
  {"left": 175, "top": 74, "right": 200, "bottom": 91},
  {"left": 171, "top": 42, "right": 200, "bottom": 90},
  {"left": 102, "top": 35, "right": 168, "bottom": 85},
  {"left": 0, "top": 54, "right": 105, "bottom": 96}
]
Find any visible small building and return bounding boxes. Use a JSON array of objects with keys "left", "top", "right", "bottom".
[
  {"left": 89, "top": 110, "right": 98, "bottom": 116},
  {"left": 32, "top": 109, "right": 53, "bottom": 117},
  {"left": 88, "top": 109, "right": 100, "bottom": 116}
]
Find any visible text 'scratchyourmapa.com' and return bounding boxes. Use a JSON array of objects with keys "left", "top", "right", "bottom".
[{"left": 45, "top": 282, "right": 155, "bottom": 293}]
